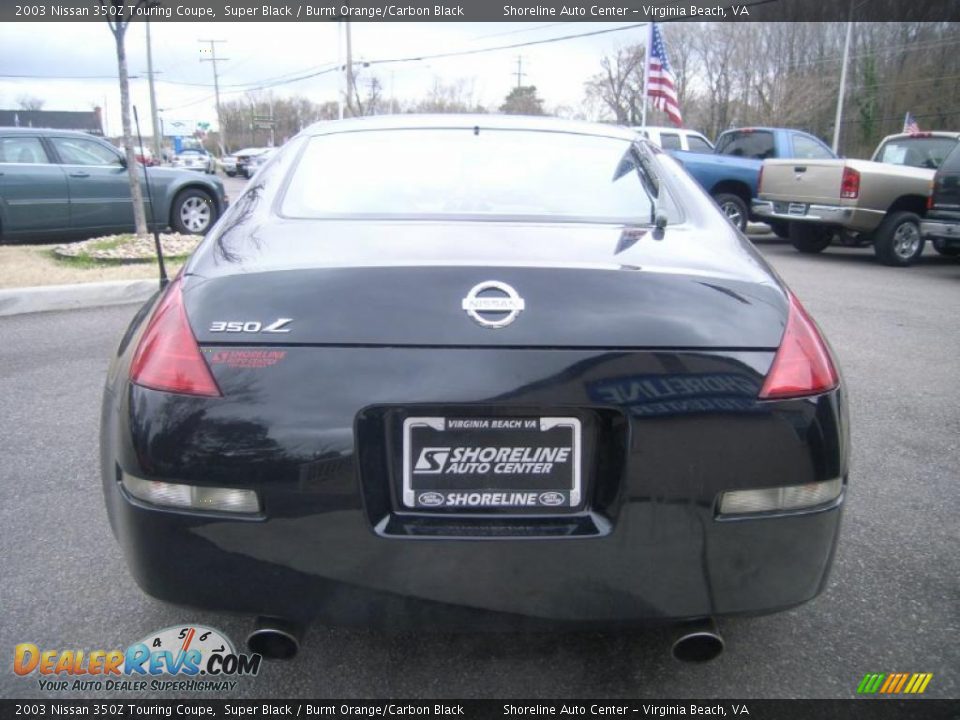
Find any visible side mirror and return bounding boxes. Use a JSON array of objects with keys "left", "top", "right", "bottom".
[{"left": 117, "top": 154, "right": 127, "bottom": 168}]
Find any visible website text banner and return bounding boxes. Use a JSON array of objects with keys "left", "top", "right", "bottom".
[
  {"left": 3, "top": 0, "right": 957, "bottom": 22},
  {"left": 1, "top": 700, "right": 958, "bottom": 720}
]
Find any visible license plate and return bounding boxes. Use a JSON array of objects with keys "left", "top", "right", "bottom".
[
  {"left": 402, "top": 416, "right": 582, "bottom": 511},
  {"left": 788, "top": 203, "right": 808, "bottom": 216}
]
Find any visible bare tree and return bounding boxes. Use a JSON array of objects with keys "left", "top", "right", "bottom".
[
  {"left": 16, "top": 94, "right": 45, "bottom": 111},
  {"left": 102, "top": 0, "right": 151, "bottom": 238},
  {"left": 584, "top": 45, "right": 645, "bottom": 125}
]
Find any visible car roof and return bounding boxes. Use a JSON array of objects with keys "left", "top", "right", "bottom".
[
  {"left": 0, "top": 126, "right": 108, "bottom": 139},
  {"left": 301, "top": 114, "right": 638, "bottom": 141}
]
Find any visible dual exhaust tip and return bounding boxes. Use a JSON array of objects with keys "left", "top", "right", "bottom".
[
  {"left": 247, "top": 616, "right": 724, "bottom": 663},
  {"left": 247, "top": 617, "right": 301, "bottom": 661},
  {"left": 671, "top": 618, "right": 725, "bottom": 663}
]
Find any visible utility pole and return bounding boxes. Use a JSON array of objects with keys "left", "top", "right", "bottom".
[
  {"left": 344, "top": 21, "right": 355, "bottom": 117},
  {"left": 199, "top": 39, "right": 228, "bottom": 153},
  {"left": 514, "top": 55, "right": 526, "bottom": 88},
  {"left": 832, "top": 11, "right": 854, "bottom": 154},
  {"left": 144, "top": 22, "right": 162, "bottom": 162}
]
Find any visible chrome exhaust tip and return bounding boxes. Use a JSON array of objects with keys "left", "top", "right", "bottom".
[
  {"left": 671, "top": 618, "right": 724, "bottom": 663},
  {"left": 247, "top": 617, "right": 302, "bottom": 660}
]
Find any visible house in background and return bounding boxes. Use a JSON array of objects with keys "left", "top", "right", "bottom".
[{"left": 0, "top": 107, "right": 104, "bottom": 136}]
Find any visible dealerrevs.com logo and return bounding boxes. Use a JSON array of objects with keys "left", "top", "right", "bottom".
[{"left": 14, "top": 625, "right": 260, "bottom": 692}]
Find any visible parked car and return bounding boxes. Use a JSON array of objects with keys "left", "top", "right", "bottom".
[
  {"left": 133, "top": 145, "right": 158, "bottom": 167},
  {"left": 220, "top": 154, "right": 238, "bottom": 177},
  {"left": 753, "top": 131, "right": 960, "bottom": 266},
  {"left": 0, "top": 128, "right": 227, "bottom": 241},
  {"left": 632, "top": 126, "right": 714, "bottom": 153},
  {"left": 920, "top": 142, "right": 960, "bottom": 258},
  {"left": 101, "top": 115, "right": 847, "bottom": 662},
  {"left": 669, "top": 127, "right": 837, "bottom": 232},
  {"left": 234, "top": 147, "right": 270, "bottom": 178},
  {"left": 172, "top": 147, "right": 215, "bottom": 174},
  {"left": 243, "top": 147, "right": 277, "bottom": 178}
]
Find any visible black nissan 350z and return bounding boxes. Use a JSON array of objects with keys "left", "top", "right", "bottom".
[{"left": 100, "top": 115, "right": 848, "bottom": 662}]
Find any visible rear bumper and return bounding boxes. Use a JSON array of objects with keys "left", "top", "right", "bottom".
[
  {"left": 920, "top": 218, "right": 960, "bottom": 246},
  {"left": 101, "top": 345, "right": 849, "bottom": 628},
  {"left": 104, "top": 478, "right": 844, "bottom": 628},
  {"left": 752, "top": 200, "right": 882, "bottom": 233}
]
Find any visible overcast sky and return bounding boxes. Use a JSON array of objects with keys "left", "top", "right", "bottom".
[{"left": 0, "top": 21, "right": 646, "bottom": 136}]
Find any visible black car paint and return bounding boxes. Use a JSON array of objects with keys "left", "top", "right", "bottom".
[{"left": 101, "top": 116, "right": 848, "bottom": 628}]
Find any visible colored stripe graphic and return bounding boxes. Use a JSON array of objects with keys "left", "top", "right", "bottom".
[{"left": 858, "top": 672, "right": 932, "bottom": 694}]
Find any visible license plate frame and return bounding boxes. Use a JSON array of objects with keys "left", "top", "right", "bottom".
[
  {"left": 788, "top": 202, "right": 809, "bottom": 216},
  {"left": 401, "top": 416, "right": 582, "bottom": 512}
]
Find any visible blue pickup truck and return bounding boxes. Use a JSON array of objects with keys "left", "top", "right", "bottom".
[{"left": 667, "top": 127, "right": 836, "bottom": 232}]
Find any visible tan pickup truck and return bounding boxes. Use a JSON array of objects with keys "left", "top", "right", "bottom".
[{"left": 752, "top": 132, "right": 960, "bottom": 266}]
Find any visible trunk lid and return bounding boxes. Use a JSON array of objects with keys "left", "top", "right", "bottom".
[{"left": 184, "top": 220, "right": 786, "bottom": 349}]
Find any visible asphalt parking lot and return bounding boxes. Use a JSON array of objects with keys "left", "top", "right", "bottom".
[{"left": 1, "top": 235, "right": 957, "bottom": 700}]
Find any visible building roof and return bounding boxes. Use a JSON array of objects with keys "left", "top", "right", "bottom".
[{"left": 0, "top": 109, "right": 103, "bottom": 136}]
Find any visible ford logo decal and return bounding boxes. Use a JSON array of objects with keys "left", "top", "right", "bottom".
[
  {"left": 538, "top": 492, "right": 565, "bottom": 507},
  {"left": 418, "top": 492, "right": 446, "bottom": 507}
]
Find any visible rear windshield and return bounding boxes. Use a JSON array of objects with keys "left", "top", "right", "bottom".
[
  {"left": 715, "top": 130, "right": 775, "bottom": 159},
  {"left": 874, "top": 137, "right": 957, "bottom": 169},
  {"left": 280, "top": 128, "right": 677, "bottom": 224}
]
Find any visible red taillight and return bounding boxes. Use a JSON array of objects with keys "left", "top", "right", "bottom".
[
  {"left": 759, "top": 292, "right": 839, "bottom": 400},
  {"left": 130, "top": 277, "right": 221, "bottom": 397},
  {"left": 840, "top": 167, "right": 860, "bottom": 199},
  {"left": 927, "top": 180, "right": 935, "bottom": 210}
]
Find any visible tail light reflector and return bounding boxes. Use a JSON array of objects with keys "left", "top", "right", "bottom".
[
  {"left": 927, "top": 180, "right": 935, "bottom": 210},
  {"left": 840, "top": 167, "right": 860, "bottom": 199},
  {"left": 759, "top": 292, "right": 839, "bottom": 400},
  {"left": 130, "top": 277, "right": 221, "bottom": 397}
]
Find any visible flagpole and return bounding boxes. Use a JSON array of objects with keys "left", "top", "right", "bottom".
[{"left": 641, "top": 22, "right": 652, "bottom": 127}]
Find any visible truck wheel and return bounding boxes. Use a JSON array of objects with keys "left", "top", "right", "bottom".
[
  {"left": 766, "top": 220, "right": 789, "bottom": 238},
  {"left": 789, "top": 223, "right": 832, "bottom": 253},
  {"left": 713, "top": 193, "right": 748, "bottom": 232},
  {"left": 932, "top": 239, "right": 960, "bottom": 257},
  {"left": 873, "top": 211, "right": 924, "bottom": 267}
]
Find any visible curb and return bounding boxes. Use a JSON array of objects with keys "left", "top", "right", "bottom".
[{"left": 0, "top": 279, "right": 159, "bottom": 318}]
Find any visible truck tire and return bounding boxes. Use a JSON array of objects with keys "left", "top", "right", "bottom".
[
  {"left": 766, "top": 220, "right": 789, "bottom": 238},
  {"left": 932, "top": 239, "right": 960, "bottom": 258},
  {"left": 873, "top": 211, "right": 924, "bottom": 267},
  {"left": 789, "top": 223, "right": 832, "bottom": 254},
  {"left": 713, "top": 193, "right": 748, "bottom": 232}
]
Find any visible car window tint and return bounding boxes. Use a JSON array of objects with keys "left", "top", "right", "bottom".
[
  {"left": 687, "top": 136, "right": 713, "bottom": 153},
  {"left": 792, "top": 134, "right": 833, "bottom": 159},
  {"left": 876, "top": 138, "right": 957, "bottom": 169},
  {"left": 282, "top": 129, "right": 675, "bottom": 224},
  {"left": 0, "top": 137, "right": 49, "bottom": 164},
  {"left": 940, "top": 144, "right": 960, "bottom": 173},
  {"left": 51, "top": 137, "right": 121, "bottom": 166},
  {"left": 716, "top": 131, "right": 775, "bottom": 159},
  {"left": 660, "top": 133, "right": 682, "bottom": 150}
]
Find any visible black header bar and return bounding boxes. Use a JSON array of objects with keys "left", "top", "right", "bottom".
[{"left": 3, "top": 0, "right": 958, "bottom": 22}]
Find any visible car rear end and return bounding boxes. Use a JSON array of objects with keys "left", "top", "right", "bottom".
[
  {"left": 921, "top": 143, "right": 960, "bottom": 254},
  {"left": 101, "top": 119, "right": 848, "bottom": 629}
]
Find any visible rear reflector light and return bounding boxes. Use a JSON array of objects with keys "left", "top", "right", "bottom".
[
  {"left": 760, "top": 292, "right": 839, "bottom": 400},
  {"left": 121, "top": 472, "right": 260, "bottom": 514},
  {"left": 840, "top": 167, "right": 860, "bottom": 199},
  {"left": 927, "top": 180, "right": 935, "bottom": 210},
  {"left": 130, "top": 277, "right": 221, "bottom": 397},
  {"left": 718, "top": 478, "right": 842, "bottom": 515}
]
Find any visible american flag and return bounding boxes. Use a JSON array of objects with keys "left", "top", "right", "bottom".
[
  {"left": 647, "top": 22, "right": 682, "bottom": 127},
  {"left": 903, "top": 112, "right": 919, "bottom": 134}
]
